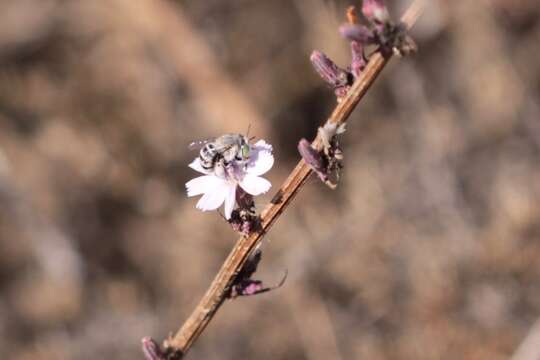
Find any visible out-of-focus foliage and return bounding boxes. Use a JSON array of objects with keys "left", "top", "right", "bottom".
[{"left": 0, "top": 0, "right": 539, "bottom": 359}]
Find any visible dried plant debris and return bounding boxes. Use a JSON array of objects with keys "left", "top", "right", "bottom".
[
  {"left": 228, "top": 188, "right": 261, "bottom": 236},
  {"left": 228, "top": 248, "right": 287, "bottom": 299},
  {"left": 340, "top": 0, "right": 417, "bottom": 57},
  {"left": 298, "top": 123, "right": 346, "bottom": 189}
]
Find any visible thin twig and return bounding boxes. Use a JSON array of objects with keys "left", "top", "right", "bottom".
[
  {"left": 163, "top": 1, "right": 425, "bottom": 357},
  {"left": 511, "top": 317, "right": 540, "bottom": 360}
]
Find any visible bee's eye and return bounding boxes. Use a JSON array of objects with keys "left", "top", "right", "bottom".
[{"left": 242, "top": 145, "right": 250, "bottom": 158}]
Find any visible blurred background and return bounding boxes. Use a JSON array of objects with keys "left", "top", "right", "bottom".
[{"left": 0, "top": 0, "right": 539, "bottom": 359}]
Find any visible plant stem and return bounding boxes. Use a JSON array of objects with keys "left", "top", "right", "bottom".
[{"left": 164, "top": 1, "right": 425, "bottom": 357}]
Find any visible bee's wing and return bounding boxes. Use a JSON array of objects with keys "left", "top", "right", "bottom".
[{"left": 188, "top": 139, "right": 212, "bottom": 151}]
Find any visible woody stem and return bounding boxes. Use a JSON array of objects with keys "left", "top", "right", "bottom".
[{"left": 164, "top": 0, "right": 425, "bottom": 357}]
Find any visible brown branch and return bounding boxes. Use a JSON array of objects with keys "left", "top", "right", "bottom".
[{"left": 163, "top": 1, "right": 425, "bottom": 357}]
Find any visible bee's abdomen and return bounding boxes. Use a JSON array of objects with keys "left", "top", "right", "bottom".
[
  {"left": 200, "top": 143, "right": 218, "bottom": 170},
  {"left": 199, "top": 157, "right": 213, "bottom": 170}
]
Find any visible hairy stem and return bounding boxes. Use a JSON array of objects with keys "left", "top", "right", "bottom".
[{"left": 164, "top": 1, "right": 425, "bottom": 357}]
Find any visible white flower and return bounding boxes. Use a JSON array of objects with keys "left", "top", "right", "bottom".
[{"left": 185, "top": 140, "right": 274, "bottom": 219}]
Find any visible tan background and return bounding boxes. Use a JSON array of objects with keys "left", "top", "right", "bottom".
[{"left": 0, "top": 0, "right": 539, "bottom": 359}]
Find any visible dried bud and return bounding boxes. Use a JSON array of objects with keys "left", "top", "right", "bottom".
[
  {"left": 229, "top": 209, "right": 260, "bottom": 235},
  {"left": 235, "top": 187, "right": 255, "bottom": 210},
  {"left": 319, "top": 123, "right": 346, "bottom": 149},
  {"left": 362, "top": 0, "right": 390, "bottom": 23},
  {"left": 376, "top": 22, "right": 417, "bottom": 57},
  {"left": 300, "top": 123, "right": 347, "bottom": 190},
  {"left": 299, "top": 137, "right": 342, "bottom": 189},
  {"left": 228, "top": 187, "right": 260, "bottom": 235},
  {"left": 228, "top": 249, "right": 287, "bottom": 298},
  {"left": 142, "top": 337, "right": 166, "bottom": 360},
  {"left": 391, "top": 24, "right": 418, "bottom": 56},
  {"left": 346, "top": 5, "right": 359, "bottom": 24}
]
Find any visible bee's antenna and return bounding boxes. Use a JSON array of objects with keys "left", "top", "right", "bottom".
[{"left": 245, "top": 123, "right": 257, "bottom": 141}]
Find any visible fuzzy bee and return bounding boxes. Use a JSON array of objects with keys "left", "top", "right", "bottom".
[{"left": 189, "top": 133, "right": 251, "bottom": 175}]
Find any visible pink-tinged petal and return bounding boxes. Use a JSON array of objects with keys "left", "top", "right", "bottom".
[
  {"left": 185, "top": 175, "right": 224, "bottom": 197},
  {"left": 188, "top": 158, "right": 209, "bottom": 174},
  {"left": 196, "top": 181, "right": 230, "bottom": 212},
  {"left": 223, "top": 185, "right": 237, "bottom": 219},
  {"left": 240, "top": 175, "right": 271, "bottom": 196}
]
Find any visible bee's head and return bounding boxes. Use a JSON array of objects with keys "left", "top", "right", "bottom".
[{"left": 240, "top": 142, "right": 250, "bottom": 159}]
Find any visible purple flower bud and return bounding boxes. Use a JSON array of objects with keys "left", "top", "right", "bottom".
[
  {"left": 298, "top": 138, "right": 339, "bottom": 186},
  {"left": 362, "top": 0, "right": 390, "bottom": 23},
  {"left": 339, "top": 24, "right": 374, "bottom": 45},
  {"left": 142, "top": 337, "right": 165, "bottom": 360},
  {"left": 310, "top": 50, "right": 350, "bottom": 89}
]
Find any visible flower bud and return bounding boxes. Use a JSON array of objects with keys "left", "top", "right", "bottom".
[
  {"left": 339, "top": 24, "right": 374, "bottom": 44},
  {"left": 310, "top": 50, "right": 350, "bottom": 89}
]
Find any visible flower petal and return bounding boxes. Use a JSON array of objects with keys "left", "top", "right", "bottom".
[
  {"left": 246, "top": 140, "right": 274, "bottom": 176},
  {"left": 253, "top": 139, "right": 272, "bottom": 152},
  {"left": 196, "top": 180, "right": 231, "bottom": 212},
  {"left": 185, "top": 175, "right": 222, "bottom": 197},
  {"left": 240, "top": 175, "right": 271, "bottom": 196},
  {"left": 223, "top": 185, "right": 237, "bottom": 219},
  {"left": 248, "top": 151, "right": 273, "bottom": 176},
  {"left": 188, "top": 158, "right": 210, "bottom": 174}
]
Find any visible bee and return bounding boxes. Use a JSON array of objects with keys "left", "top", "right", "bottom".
[{"left": 189, "top": 133, "right": 251, "bottom": 174}]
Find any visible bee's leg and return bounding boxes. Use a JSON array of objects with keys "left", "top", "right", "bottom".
[{"left": 213, "top": 159, "right": 227, "bottom": 178}]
